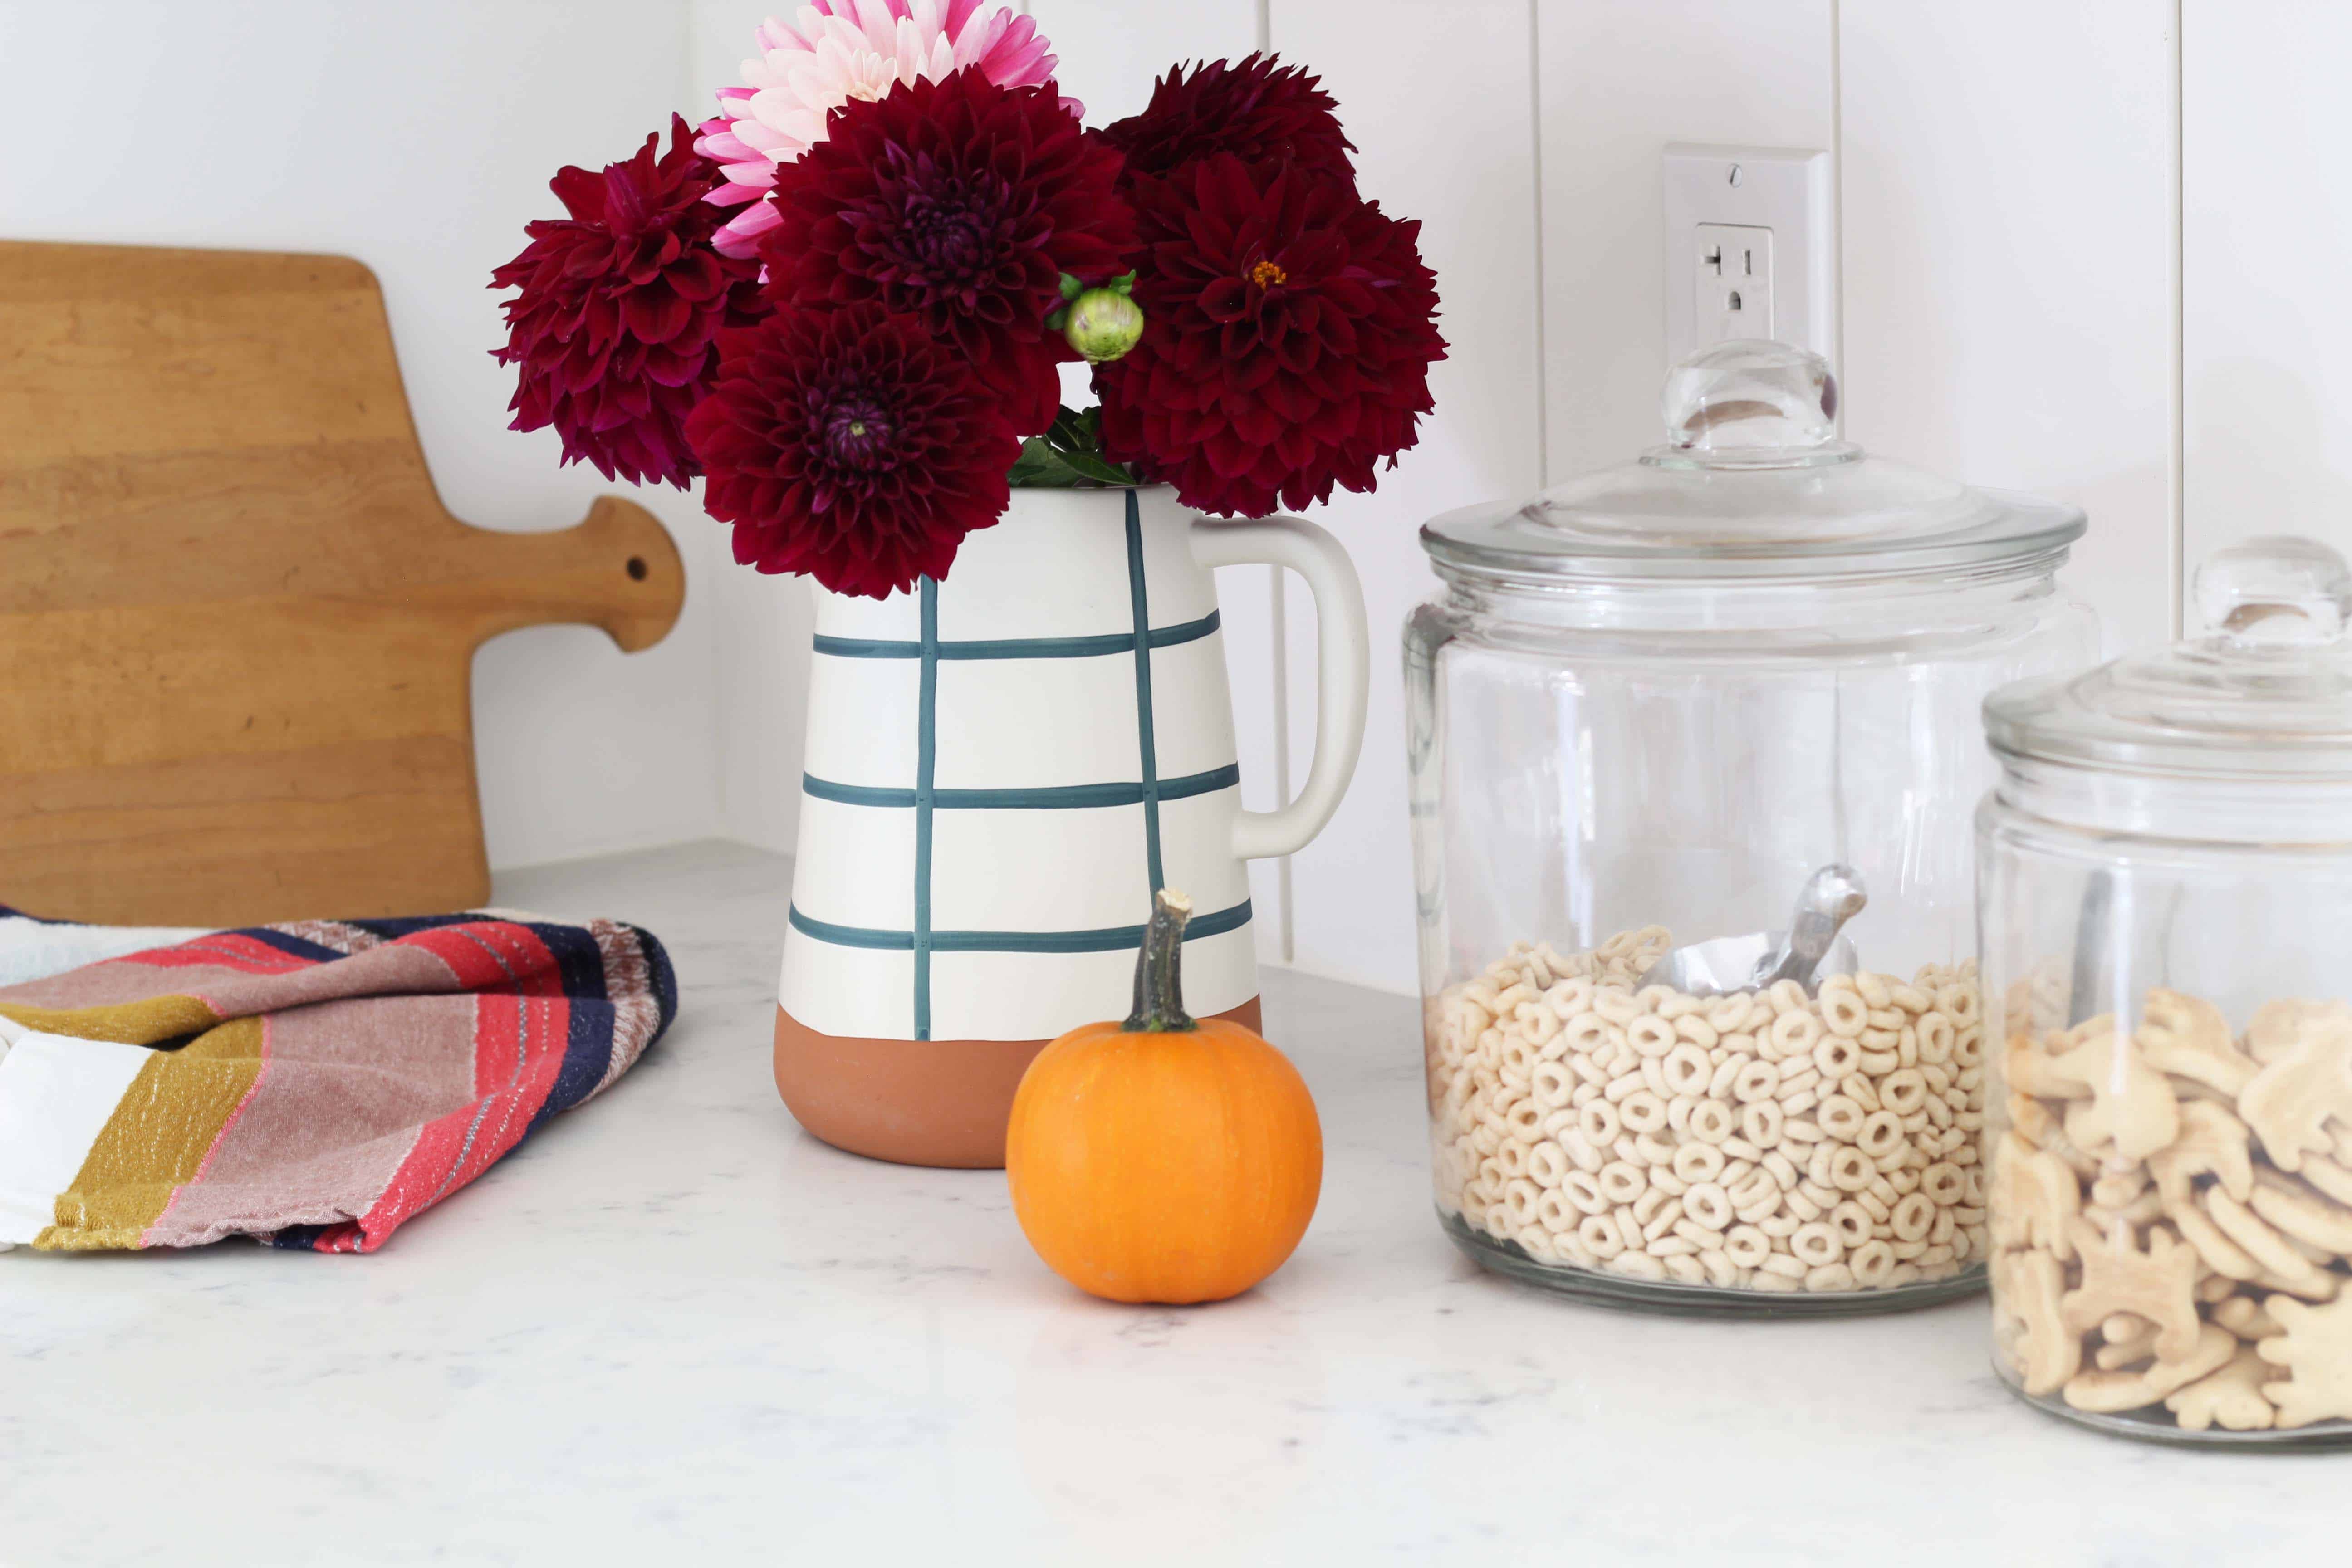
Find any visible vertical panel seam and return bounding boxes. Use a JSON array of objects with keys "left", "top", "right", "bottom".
[
  {"left": 1528, "top": 0, "right": 1551, "bottom": 488},
  {"left": 913, "top": 577, "right": 937, "bottom": 1041},
  {"left": 1828, "top": 0, "right": 1846, "bottom": 391},
  {"left": 2168, "top": 0, "right": 2187, "bottom": 638},
  {"left": 686, "top": 3, "right": 738, "bottom": 848}
]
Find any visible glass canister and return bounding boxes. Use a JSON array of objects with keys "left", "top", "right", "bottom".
[
  {"left": 1406, "top": 341, "right": 2099, "bottom": 1313},
  {"left": 1980, "top": 534, "right": 2352, "bottom": 1445}
]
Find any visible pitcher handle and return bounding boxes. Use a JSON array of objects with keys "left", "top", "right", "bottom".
[{"left": 1190, "top": 516, "right": 1370, "bottom": 861}]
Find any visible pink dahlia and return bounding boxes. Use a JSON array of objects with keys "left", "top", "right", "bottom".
[
  {"left": 694, "top": 1, "right": 1077, "bottom": 259},
  {"left": 688, "top": 302, "right": 1020, "bottom": 598},
  {"left": 490, "top": 115, "right": 767, "bottom": 488}
]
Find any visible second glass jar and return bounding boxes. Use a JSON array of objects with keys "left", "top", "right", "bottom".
[
  {"left": 1406, "top": 342, "right": 2099, "bottom": 1313},
  {"left": 1980, "top": 535, "right": 2352, "bottom": 1444}
]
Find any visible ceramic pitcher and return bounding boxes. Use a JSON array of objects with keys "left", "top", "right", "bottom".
[{"left": 772, "top": 485, "right": 1369, "bottom": 1167}]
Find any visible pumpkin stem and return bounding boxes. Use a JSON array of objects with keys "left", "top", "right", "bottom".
[{"left": 1124, "top": 887, "right": 1197, "bottom": 1033}]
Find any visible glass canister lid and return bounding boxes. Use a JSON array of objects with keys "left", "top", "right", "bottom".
[
  {"left": 1986, "top": 535, "right": 2352, "bottom": 783},
  {"left": 1421, "top": 340, "right": 2085, "bottom": 583}
]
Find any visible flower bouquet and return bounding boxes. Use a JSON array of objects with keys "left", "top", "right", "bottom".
[
  {"left": 490, "top": 2, "right": 1445, "bottom": 598},
  {"left": 490, "top": 3, "right": 1441, "bottom": 1166}
]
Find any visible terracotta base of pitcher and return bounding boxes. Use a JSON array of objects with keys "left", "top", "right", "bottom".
[{"left": 773, "top": 997, "right": 1266, "bottom": 1169}]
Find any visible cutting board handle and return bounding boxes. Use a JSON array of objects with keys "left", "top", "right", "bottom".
[{"left": 448, "top": 495, "right": 686, "bottom": 652}]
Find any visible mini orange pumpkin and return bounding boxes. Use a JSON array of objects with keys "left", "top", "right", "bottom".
[{"left": 1005, "top": 887, "right": 1323, "bottom": 1304}]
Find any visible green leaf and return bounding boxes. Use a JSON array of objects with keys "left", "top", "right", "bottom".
[
  {"left": 1006, "top": 436, "right": 1081, "bottom": 487},
  {"left": 1058, "top": 272, "right": 1084, "bottom": 302},
  {"left": 1043, "top": 306, "right": 1068, "bottom": 333},
  {"left": 1058, "top": 450, "right": 1138, "bottom": 486},
  {"left": 1109, "top": 270, "right": 1137, "bottom": 296},
  {"left": 1045, "top": 404, "right": 1088, "bottom": 452},
  {"left": 1006, "top": 411, "right": 1141, "bottom": 490}
]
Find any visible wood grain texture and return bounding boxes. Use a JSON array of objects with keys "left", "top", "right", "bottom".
[{"left": 0, "top": 240, "right": 684, "bottom": 926}]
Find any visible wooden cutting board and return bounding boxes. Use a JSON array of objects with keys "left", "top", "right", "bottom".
[{"left": 0, "top": 240, "right": 687, "bottom": 926}]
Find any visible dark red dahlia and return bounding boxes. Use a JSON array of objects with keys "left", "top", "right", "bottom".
[
  {"left": 758, "top": 69, "right": 1136, "bottom": 435},
  {"left": 687, "top": 302, "right": 1019, "bottom": 598},
  {"left": 490, "top": 115, "right": 765, "bottom": 488},
  {"left": 1100, "top": 54, "right": 1357, "bottom": 189},
  {"left": 1093, "top": 154, "right": 1445, "bottom": 518}
]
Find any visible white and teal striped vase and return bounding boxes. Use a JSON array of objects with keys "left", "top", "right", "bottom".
[{"left": 772, "top": 484, "right": 1369, "bottom": 1168}]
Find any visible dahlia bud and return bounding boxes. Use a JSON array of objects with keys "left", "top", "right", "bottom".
[{"left": 1063, "top": 274, "right": 1145, "bottom": 363}]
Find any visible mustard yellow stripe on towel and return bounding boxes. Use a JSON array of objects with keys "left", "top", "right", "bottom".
[
  {"left": 0, "top": 994, "right": 222, "bottom": 1046},
  {"left": 38, "top": 1017, "right": 266, "bottom": 1250}
]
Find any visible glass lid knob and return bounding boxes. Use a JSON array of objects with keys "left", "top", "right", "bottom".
[
  {"left": 1660, "top": 339, "right": 1839, "bottom": 455},
  {"left": 2195, "top": 535, "right": 2352, "bottom": 646}
]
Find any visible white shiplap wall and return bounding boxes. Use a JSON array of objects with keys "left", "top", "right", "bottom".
[
  {"left": 24, "top": 5, "right": 2312, "bottom": 975},
  {"left": 1841, "top": 0, "right": 2177, "bottom": 652},
  {"left": 2183, "top": 0, "right": 2352, "bottom": 624},
  {"left": 688, "top": 0, "right": 2349, "bottom": 999},
  {"left": 1538, "top": 0, "right": 1836, "bottom": 475},
  {"left": 1267, "top": 0, "right": 1544, "bottom": 991}
]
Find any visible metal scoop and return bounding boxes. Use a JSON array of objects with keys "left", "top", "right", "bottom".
[{"left": 1636, "top": 865, "right": 1868, "bottom": 998}]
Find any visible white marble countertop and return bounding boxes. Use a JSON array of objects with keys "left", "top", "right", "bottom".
[{"left": 5, "top": 840, "right": 2345, "bottom": 1566}]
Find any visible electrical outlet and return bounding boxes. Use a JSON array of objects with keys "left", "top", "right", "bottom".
[
  {"left": 1696, "top": 222, "right": 1772, "bottom": 345},
  {"left": 1664, "top": 145, "right": 1832, "bottom": 368}
]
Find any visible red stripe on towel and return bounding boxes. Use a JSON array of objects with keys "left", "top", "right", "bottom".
[
  {"left": 124, "top": 934, "right": 313, "bottom": 976},
  {"left": 402, "top": 921, "right": 566, "bottom": 996},
  {"left": 323, "top": 992, "right": 573, "bottom": 1252}
]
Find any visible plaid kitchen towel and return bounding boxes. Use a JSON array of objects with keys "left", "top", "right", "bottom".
[{"left": 0, "top": 908, "right": 676, "bottom": 1253}]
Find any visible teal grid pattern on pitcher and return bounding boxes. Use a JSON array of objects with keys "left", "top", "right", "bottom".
[{"left": 788, "top": 491, "right": 1253, "bottom": 1040}]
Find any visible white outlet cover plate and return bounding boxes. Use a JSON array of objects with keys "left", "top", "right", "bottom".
[{"left": 1663, "top": 144, "right": 1833, "bottom": 369}]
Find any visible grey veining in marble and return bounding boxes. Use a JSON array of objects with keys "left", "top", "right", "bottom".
[{"left": 2, "top": 840, "right": 2345, "bottom": 1566}]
